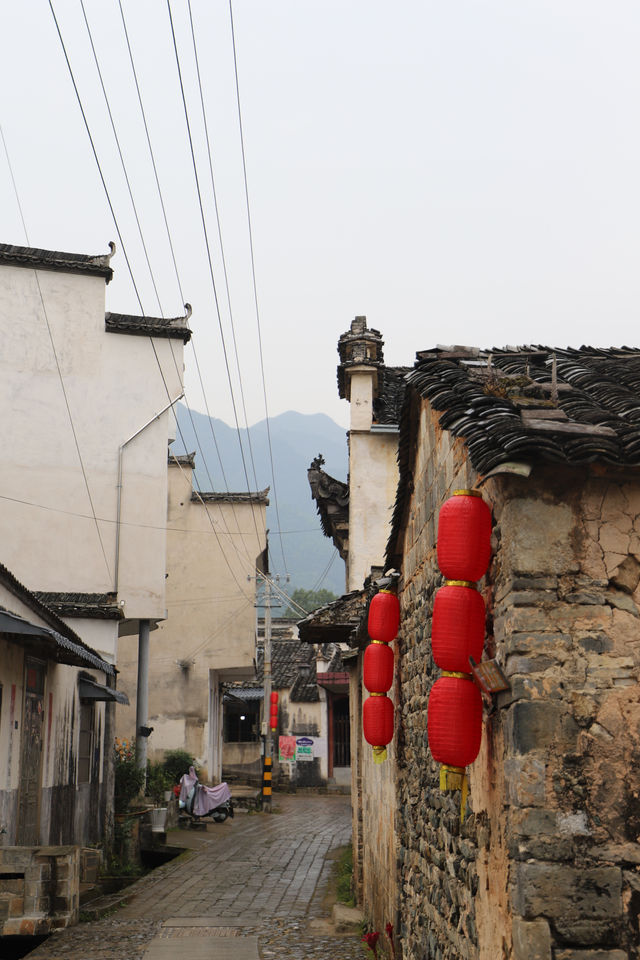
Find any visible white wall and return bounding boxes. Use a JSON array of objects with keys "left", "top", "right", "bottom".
[
  {"left": 116, "top": 461, "right": 266, "bottom": 777},
  {"left": 0, "top": 262, "right": 183, "bottom": 620}
]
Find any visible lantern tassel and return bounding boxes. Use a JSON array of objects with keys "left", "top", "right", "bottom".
[
  {"left": 460, "top": 772, "right": 469, "bottom": 825},
  {"left": 372, "top": 746, "right": 387, "bottom": 764}
]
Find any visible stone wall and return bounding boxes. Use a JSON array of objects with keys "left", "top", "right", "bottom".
[
  {"left": 398, "top": 404, "right": 487, "bottom": 960},
  {"left": 395, "top": 399, "right": 640, "bottom": 959},
  {"left": 0, "top": 845, "right": 80, "bottom": 936}
]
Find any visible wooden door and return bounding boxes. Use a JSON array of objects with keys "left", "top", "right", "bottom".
[{"left": 17, "top": 659, "right": 46, "bottom": 845}]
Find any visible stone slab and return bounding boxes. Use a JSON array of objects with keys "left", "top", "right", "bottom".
[
  {"left": 163, "top": 918, "right": 247, "bottom": 927},
  {"left": 144, "top": 935, "right": 259, "bottom": 959}
]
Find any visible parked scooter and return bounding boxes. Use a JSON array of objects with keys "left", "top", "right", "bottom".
[{"left": 177, "top": 766, "right": 234, "bottom": 825}]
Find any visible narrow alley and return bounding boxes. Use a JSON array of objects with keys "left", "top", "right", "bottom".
[{"left": 24, "top": 796, "right": 362, "bottom": 960}]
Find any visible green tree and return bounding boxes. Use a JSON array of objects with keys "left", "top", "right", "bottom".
[{"left": 290, "top": 587, "right": 338, "bottom": 614}]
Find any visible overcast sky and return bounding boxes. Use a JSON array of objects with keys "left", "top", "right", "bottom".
[{"left": 2, "top": 1, "right": 639, "bottom": 431}]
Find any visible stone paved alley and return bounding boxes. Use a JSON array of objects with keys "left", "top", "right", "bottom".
[{"left": 24, "top": 795, "right": 364, "bottom": 960}]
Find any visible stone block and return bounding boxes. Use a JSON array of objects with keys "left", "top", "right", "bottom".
[
  {"left": 511, "top": 863, "right": 622, "bottom": 920},
  {"left": 502, "top": 631, "right": 572, "bottom": 659},
  {"left": 9, "top": 897, "right": 24, "bottom": 917},
  {"left": 504, "top": 701, "right": 579, "bottom": 755},
  {"left": 553, "top": 918, "right": 621, "bottom": 946},
  {"left": 512, "top": 916, "right": 552, "bottom": 960},
  {"left": 504, "top": 756, "right": 546, "bottom": 806},
  {"left": 555, "top": 952, "right": 627, "bottom": 960},
  {"left": 500, "top": 499, "right": 578, "bottom": 575}
]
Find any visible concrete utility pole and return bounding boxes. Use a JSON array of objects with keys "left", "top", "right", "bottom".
[
  {"left": 136, "top": 618, "right": 150, "bottom": 777},
  {"left": 262, "top": 574, "right": 273, "bottom": 811}
]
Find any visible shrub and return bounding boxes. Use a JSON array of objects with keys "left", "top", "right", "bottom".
[
  {"left": 114, "top": 738, "right": 145, "bottom": 814},
  {"left": 146, "top": 761, "right": 173, "bottom": 804},
  {"left": 161, "top": 749, "right": 199, "bottom": 785}
]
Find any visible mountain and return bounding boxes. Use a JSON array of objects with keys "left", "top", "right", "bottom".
[{"left": 173, "top": 405, "right": 348, "bottom": 598}]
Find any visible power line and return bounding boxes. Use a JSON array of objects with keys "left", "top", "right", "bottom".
[
  {"left": 48, "top": 0, "right": 257, "bottom": 602},
  {"left": 228, "top": 0, "right": 287, "bottom": 574},
  {"left": 113, "top": 0, "right": 272, "bottom": 585},
  {"left": 187, "top": 0, "right": 262, "bottom": 501},
  {"left": 165, "top": 0, "right": 264, "bottom": 549},
  {"left": 0, "top": 122, "right": 112, "bottom": 583}
]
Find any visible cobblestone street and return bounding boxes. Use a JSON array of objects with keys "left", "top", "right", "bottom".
[{"left": 24, "top": 795, "right": 364, "bottom": 960}]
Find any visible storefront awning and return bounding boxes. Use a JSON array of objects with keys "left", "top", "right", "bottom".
[
  {"left": 79, "top": 678, "right": 129, "bottom": 704},
  {"left": 0, "top": 608, "right": 115, "bottom": 675}
]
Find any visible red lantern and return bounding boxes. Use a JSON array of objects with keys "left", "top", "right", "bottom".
[
  {"left": 431, "top": 584, "right": 485, "bottom": 673},
  {"left": 270, "top": 692, "right": 278, "bottom": 705},
  {"left": 427, "top": 676, "right": 482, "bottom": 768},
  {"left": 436, "top": 491, "right": 491, "bottom": 582},
  {"left": 368, "top": 591, "right": 400, "bottom": 644},
  {"left": 363, "top": 694, "right": 394, "bottom": 746},
  {"left": 363, "top": 642, "right": 394, "bottom": 693}
]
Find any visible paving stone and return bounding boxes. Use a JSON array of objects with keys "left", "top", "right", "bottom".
[{"left": 23, "top": 796, "right": 362, "bottom": 960}]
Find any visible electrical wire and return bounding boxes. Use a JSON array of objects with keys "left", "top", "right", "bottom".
[
  {"left": 227, "top": 0, "right": 287, "bottom": 574},
  {"left": 0, "top": 122, "right": 112, "bottom": 583},
  {"left": 186, "top": 0, "right": 261, "bottom": 499},
  {"left": 48, "top": 0, "right": 257, "bottom": 601},
  {"left": 166, "top": 0, "right": 264, "bottom": 548}
]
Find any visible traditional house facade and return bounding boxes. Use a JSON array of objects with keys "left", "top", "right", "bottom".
[
  {"left": 0, "top": 561, "right": 123, "bottom": 935},
  {"left": 116, "top": 452, "right": 268, "bottom": 782},
  {"left": 309, "top": 327, "right": 640, "bottom": 959},
  {"left": 383, "top": 345, "right": 640, "bottom": 960},
  {"left": 0, "top": 241, "right": 189, "bottom": 885},
  {"left": 222, "top": 619, "right": 327, "bottom": 787},
  {"left": 304, "top": 317, "right": 407, "bottom": 921}
]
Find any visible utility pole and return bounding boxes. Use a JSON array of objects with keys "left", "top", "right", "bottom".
[{"left": 262, "top": 574, "right": 273, "bottom": 812}]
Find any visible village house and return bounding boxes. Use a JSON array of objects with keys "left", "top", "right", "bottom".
[
  {"left": 0, "top": 241, "right": 190, "bottom": 930},
  {"left": 222, "top": 619, "right": 322, "bottom": 787},
  {"left": 302, "top": 317, "right": 407, "bottom": 917},
  {"left": 307, "top": 322, "right": 640, "bottom": 959},
  {"left": 0, "top": 561, "right": 123, "bottom": 935},
  {"left": 383, "top": 344, "right": 640, "bottom": 960},
  {"left": 116, "top": 451, "right": 268, "bottom": 783}
]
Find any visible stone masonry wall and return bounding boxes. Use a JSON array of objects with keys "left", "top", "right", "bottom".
[
  {"left": 398, "top": 404, "right": 494, "bottom": 960},
  {"left": 491, "top": 465, "right": 640, "bottom": 960},
  {"left": 397, "top": 397, "right": 640, "bottom": 960}
]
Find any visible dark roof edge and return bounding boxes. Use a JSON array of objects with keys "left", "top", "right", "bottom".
[
  {"left": 0, "top": 563, "right": 87, "bottom": 643},
  {"left": 192, "top": 488, "right": 270, "bottom": 505},
  {"left": 0, "top": 242, "right": 114, "bottom": 283}
]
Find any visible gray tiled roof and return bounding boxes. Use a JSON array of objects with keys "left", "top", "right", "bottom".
[
  {"left": 239, "top": 631, "right": 319, "bottom": 703},
  {"left": 373, "top": 365, "right": 411, "bottom": 425},
  {"left": 105, "top": 311, "right": 192, "bottom": 343},
  {"left": 387, "top": 345, "right": 640, "bottom": 566},
  {"left": 192, "top": 489, "right": 270, "bottom": 505},
  {"left": 33, "top": 592, "right": 123, "bottom": 620},
  {"left": 169, "top": 452, "right": 196, "bottom": 468},
  {"left": 297, "top": 590, "right": 366, "bottom": 645},
  {"left": 0, "top": 564, "right": 114, "bottom": 674},
  {"left": 307, "top": 456, "right": 349, "bottom": 560},
  {"left": 0, "top": 242, "right": 114, "bottom": 282}
]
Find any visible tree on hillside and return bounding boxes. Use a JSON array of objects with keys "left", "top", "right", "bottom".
[{"left": 290, "top": 587, "right": 338, "bottom": 614}]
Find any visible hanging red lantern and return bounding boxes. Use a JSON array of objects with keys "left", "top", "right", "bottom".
[
  {"left": 431, "top": 583, "right": 485, "bottom": 673},
  {"left": 363, "top": 694, "right": 393, "bottom": 764},
  {"left": 437, "top": 491, "right": 491, "bottom": 582},
  {"left": 367, "top": 590, "right": 400, "bottom": 644},
  {"left": 363, "top": 642, "right": 394, "bottom": 693},
  {"left": 427, "top": 676, "right": 482, "bottom": 768},
  {"left": 270, "top": 692, "right": 278, "bottom": 705}
]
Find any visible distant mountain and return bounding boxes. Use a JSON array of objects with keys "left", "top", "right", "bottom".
[{"left": 173, "top": 406, "right": 348, "bottom": 599}]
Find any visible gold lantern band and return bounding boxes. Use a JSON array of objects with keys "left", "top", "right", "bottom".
[
  {"left": 441, "top": 670, "right": 473, "bottom": 680},
  {"left": 445, "top": 579, "right": 477, "bottom": 589},
  {"left": 372, "top": 746, "right": 387, "bottom": 764},
  {"left": 452, "top": 488, "right": 482, "bottom": 498},
  {"left": 371, "top": 639, "right": 389, "bottom": 646}
]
